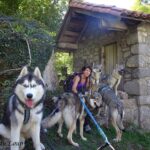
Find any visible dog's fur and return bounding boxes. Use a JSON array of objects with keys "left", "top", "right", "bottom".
[
  {"left": 42, "top": 92, "right": 102, "bottom": 147},
  {"left": 0, "top": 66, "right": 45, "bottom": 150},
  {"left": 90, "top": 64, "right": 125, "bottom": 142},
  {"left": 98, "top": 84, "right": 125, "bottom": 142},
  {"left": 109, "top": 65, "right": 122, "bottom": 96}
]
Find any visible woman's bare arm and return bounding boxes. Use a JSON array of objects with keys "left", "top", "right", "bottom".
[
  {"left": 86, "top": 78, "right": 90, "bottom": 88},
  {"left": 72, "top": 76, "right": 80, "bottom": 94}
]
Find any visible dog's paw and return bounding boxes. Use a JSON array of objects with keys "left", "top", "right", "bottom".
[
  {"left": 113, "top": 138, "right": 121, "bottom": 142},
  {"left": 73, "top": 142, "right": 79, "bottom": 147},
  {"left": 58, "top": 132, "right": 63, "bottom": 138},
  {"left": 81, "top": 136, "right": 87, "bottom": 141},
  {"left": 40, "top": 143, "right": 45, "bottom": 150},
  {"left": 20, "top": 145, "right": 25, "bottom": 150}
]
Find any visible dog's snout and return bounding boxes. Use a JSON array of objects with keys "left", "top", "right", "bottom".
[{"left": 27, "top": 93, "right": 33, "bottom": 99}]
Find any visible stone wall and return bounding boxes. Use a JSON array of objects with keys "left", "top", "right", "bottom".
[
  {"left": 124, "top": 23, "right": 150, "bottom": 130},
  {"left": 73, "top": 20, "right": 150, "bottom": 131},
  {"left": 73, "top": 19, "right": 124, "bottom": 72}
]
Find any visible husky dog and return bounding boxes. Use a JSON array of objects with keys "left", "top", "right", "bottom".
[
  {"left": 42, "top": 92, "right": 102, "bottom": 147},
  {"left": 84, "top": 91, "right": 102, "bottom": 110},
  {"left": 90, "top": 64, "right": 125, "bottom": 141},
  {"left": 109, "top": 64, "right": 123, "bottom": 96},
  {"left": 0, "top": 66, "right": 45, "bottom": 150},
  {"left": 91, "top": 64, "right": 102, "bottom": 89},
  {"left": 98, "top": 83, "right": 125, "bottom": 142}
]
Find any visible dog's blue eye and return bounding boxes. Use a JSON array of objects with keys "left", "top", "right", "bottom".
[
  {"left": 23, "top": 84, "right": 29, "bottom": 88},
  {"left": 31, "top": 84, "right": 36, "bottom": 88}
]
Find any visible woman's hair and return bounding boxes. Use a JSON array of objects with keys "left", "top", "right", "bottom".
[{"left": 81, "top": 65, "right": 92, "bottom": 73}]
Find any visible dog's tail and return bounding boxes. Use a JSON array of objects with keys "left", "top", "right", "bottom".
[{"left": 42, "top": 108, "right": 62, "bottom": 129}]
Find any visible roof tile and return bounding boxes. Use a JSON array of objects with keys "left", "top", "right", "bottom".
[{"left": 69, "top": 0, "right": 150, "bottom": 21}]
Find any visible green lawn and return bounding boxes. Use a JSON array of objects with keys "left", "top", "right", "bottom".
[{"left": 38, "top": 123, "right": 150, "bottom": 150}]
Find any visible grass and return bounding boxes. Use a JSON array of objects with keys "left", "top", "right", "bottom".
[
  {"left": 38, "top": 123, "right": 150, "bottom": 150},
  {"left": 36, "top": 91, "right": 150, "bottom": 150},
  {"left": 24, "top": 90, "right": 150, "bottom": 150}
]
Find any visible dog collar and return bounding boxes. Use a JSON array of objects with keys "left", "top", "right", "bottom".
[{"left": 13, "top": 94, "right": 44, "bottom": 124}]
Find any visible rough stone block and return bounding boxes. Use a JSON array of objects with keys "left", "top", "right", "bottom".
[
  {"left": 121, "top": 99, "right": 138, "bottom": 125},
  {"left": 124, "top": 79, "right": 147, "bottom": 95},
  {"left": 139, "top": 106, "right": 150, "bottom": 130},
  {"left": 126, "top": 55, "right": 150, "bottom": 68},
  {"left": 137, "top": 95, "right": 150, "bottom": 106},
  {"left": 127, "top": 32, "right": 138, "bottom": 45},
  {"left": 132, "top": 68, "right": 150, "bottom": 78},
  {"left": 131, "top": 44, "right": 150, "bottom": 56}
]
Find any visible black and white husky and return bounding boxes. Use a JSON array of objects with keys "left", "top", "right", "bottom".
[{"left": 0, "top": 66, "right": 45, "bottom": 150}]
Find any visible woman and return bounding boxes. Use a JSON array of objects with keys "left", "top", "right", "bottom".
[
  {"left": 72, "top": 65, "right": 92, "bottom": 132},
  {"left": 72, "top": 65, "right": 92, "bottom": 95}
]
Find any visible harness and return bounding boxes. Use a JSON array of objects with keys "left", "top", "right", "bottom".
[
  {"left": 76, "top": 74, "right": 88, "bottom": 94},
  {"left": 98, "top": 84, "right": 123, "bottom": 115},
  {"left": 99, "top": 85, "right": 111, "bottom": 92},
  {"left": 98, "top": 85, "right": 112, "bottom": 99},
  {"left": 12, "top": 94, "right": 44, "bottom": 124}
]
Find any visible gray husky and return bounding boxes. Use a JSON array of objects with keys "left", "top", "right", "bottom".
[
  {"left": 42, "top": 92, "right": 102, "bottom": 147},
  {"left": 98, "top": 83, "right": 125, "bottom": 142},
  {"left": 0, "top": 66, "right": 45, "bottom": 150}
]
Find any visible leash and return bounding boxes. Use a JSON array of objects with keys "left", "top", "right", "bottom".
[{"left": 78, "top": 94, "right": 115, "bottom": 150}]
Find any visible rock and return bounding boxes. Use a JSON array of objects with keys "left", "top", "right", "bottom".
[{"left": 124, "top": 79, "right": 147, "bottom": 95}]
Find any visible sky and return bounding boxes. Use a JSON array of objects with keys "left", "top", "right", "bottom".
[{"left": 84, "top": 0, "right": 136, "bottom": 10}]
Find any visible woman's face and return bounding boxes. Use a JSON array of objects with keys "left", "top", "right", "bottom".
[{"left": 83, "top": 68, "right": 91, "bottom": 77}]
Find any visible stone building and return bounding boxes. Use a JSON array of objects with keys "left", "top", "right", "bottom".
[{"left": 56, "top": 0, "right": 150, "bottom": 131}]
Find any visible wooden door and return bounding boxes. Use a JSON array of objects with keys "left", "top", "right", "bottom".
[{"left": 104, "top": 43, "right": 117, "bottom": 74}]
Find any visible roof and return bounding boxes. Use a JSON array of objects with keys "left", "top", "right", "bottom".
[
  {"left": 69, "top": 0, "right": 150, "bottom": 21},
  {"left": 56, "top": 0, "right": 150, "bottom": 51}
]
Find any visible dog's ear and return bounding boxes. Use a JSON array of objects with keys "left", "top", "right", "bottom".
[
  {"left": 34, "top": 67, "right": 45, "bottom": 84},
  {"left": 17, "top": 66, "right": 28, "bottom": 80},
  {"left": 34, "top": 67, "right": 42, "bottom": 79}
]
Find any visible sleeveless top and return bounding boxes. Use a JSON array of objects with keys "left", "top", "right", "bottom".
[{"left": 73, "top": 75, "right": 87, "bottom": 94}]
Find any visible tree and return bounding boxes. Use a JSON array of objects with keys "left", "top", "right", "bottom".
[
  {"left": 0, "top": 0, "right": 22, "bottom": 15},
  {"left": 132, "top": 0, "right": 150, "bottom": 13},
  {"left": 141, "top": 0, "right": 150, "bottom": 5},
  {"left": 0, "top": 16, "right": 54, "bottom": 101},
  {"left": 55, "top": 52, "right": 73, "bottom": 80},
  {"left": 0, "top": 0, "right": 69, "bottom": 33},
  {"left": 0, "top": 0, "right": 71, "bottom": 99}
]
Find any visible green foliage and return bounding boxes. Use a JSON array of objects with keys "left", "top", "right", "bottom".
[
  {"left": 20, "top": 0, "right": 69, "bottom": 32},
  {"left": 0, "top": 16, "right": 53, "bottom": 101},
  {"left": 0, "top": 17, "right": 53, "bottom": 72},
  {"left": 55, "top": 52, "right": 73, "bottom": 80},
  {"left": 132, "top": 0, "right": 150, "bottom": 13},
  {"left": 0, "top": 0, "right": 70, "bottom": 104},
  {"left": 0, "top": 0, "right": 22, "bottom": 15},
  {"left": 0, "top": 0, "right": 69, "bottom": 32},
  {"left": 141, "top": 0, "right": 150, "bottom": 4}
]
